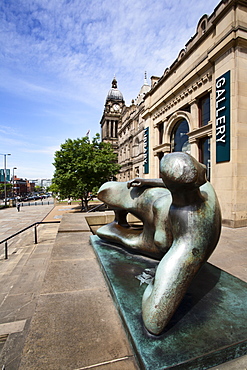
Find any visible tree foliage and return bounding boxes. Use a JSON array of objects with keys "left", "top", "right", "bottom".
[
  {"left": 34, "top": 185, "right": 42, "bottom": 192},
  {"left": 52, "top": 134, "right": 120, "bottom": 210},
  {"left": 0, "top": 183, "right": 13, "bottom": 198}
]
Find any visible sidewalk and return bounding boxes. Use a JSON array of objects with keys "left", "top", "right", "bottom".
[
  {"left": 0, "top": 205, "right": 246, "bottom": 369},
  {"left": 0, "top": 203, "right": 54, "bottom": 241}
]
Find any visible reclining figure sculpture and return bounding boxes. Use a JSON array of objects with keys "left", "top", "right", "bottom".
[{"left": 96, "top": 152, "right": 221, "bottom": 335}]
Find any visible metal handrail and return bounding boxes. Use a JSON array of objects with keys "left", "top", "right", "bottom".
[
  {"left": 87, "top": 203, "right": 106, "bottom": 213},
  {"left": 0, "top": 221, "right": 60, "bottom": 260}
]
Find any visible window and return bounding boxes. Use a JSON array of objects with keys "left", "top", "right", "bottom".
[
  {"left": 158, "top": 122, "right": 164, "bottom": 145},
  {"left": 106, "top": 121, "right": 109, "bottom": 137},
  {"left": 199, "top": 137, "right": 211, "bottom": 181},
  {"left": 171, "top": 119, "right": 190, "bottom": 153},
  {"left": 198, "top": 94, "right": 210, "bottom": 127},
  {"left": 201, "top": 20, "right": 206, "bottom": 32},
  {"left": 134, "top": 138, "right": 139, "bottom": 157},
  {"left": 158, "top": 152, "right": 164, "bottom": 178}
]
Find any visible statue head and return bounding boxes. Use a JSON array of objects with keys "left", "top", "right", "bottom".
[{"left": 160, "top": 152, "right": 207, "bottom": 192}]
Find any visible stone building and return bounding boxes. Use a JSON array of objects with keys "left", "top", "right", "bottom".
[
  {"left": 100, "top": 77, "right": 125, "bottom": 152},
  {"left": 118, "top": 74, "right": 150, "bottom": 181},
  {"left": 100, "top": 0, "right": 247, "bottom": 227},
  {"left": 141, "top": 0, "right": 247, "bottom": 227}
]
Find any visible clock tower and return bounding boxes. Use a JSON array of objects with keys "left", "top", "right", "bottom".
[{"left": 100, "top": 77, "right": 125, "bottom": 151}]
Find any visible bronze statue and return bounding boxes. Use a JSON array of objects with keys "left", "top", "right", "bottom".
[{"left": 97, "top": 152, "right": 221, "bottom": 335}]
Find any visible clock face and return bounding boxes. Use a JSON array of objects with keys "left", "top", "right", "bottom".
[{"left": 113, "top": 104, "right": 120, "bottom": 111}]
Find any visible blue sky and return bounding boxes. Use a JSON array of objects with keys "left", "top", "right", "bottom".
[{"left": 0, "top": 0, "right": 220, "bottom": 180}]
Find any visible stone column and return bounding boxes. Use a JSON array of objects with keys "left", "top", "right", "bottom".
[
  {"left": 189, "top": 137, "right": 198, "bottom": 159},
  {"left": 153, "top": 123, "right": 159, "bottom": 147},
  {"left": 190, "top": 99, "right": 198, "bottom": 131}
]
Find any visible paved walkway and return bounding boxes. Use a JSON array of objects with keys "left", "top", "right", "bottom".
[
  {"left": 0, "top": 204, "right": 246, "bottom": 369},
  {"left": 0, "top": 203, "right": 54, "bottom": 239}
]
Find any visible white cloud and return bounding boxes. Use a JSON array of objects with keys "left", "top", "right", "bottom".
[{"left": 0, "top": 0, "right": 221, "bottom": 178}]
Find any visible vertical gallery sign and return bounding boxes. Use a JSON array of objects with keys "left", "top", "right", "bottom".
[
  {"left": 216, "top": 70, "right": 230, "bottom": 162},
  {"left": 143, "top": 127, "right": 149, "bottom": 174}
]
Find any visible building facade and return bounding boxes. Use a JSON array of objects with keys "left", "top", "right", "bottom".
[
  {"left": 142, "top": 0, "right": 247, "bottom": 227},
  {"left": 118, "top": 75, "right": 150, "bottom": 181},
  {"left": 13, "top": 176, "right": 35, "bottom": 196},
  {"left": 100, "top": 0, "right": 247, "bottom": 227}
]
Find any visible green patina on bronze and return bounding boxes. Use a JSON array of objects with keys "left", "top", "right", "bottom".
[
  {"left": 97, "top": 153, "right": 222, "bottom": 335},
  {"left": 91, "top": 235, "right": 247, "bottom": 370}
]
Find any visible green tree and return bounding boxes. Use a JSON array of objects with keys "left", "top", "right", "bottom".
[
  {"left": 52, "top": 134, "right": 120, "bottom": 210},
  {"left": 34, "top": 185, "right": 42, "bottom": 193},
  {"left": 0, "top": 183, "right": 12, "bottom": 199}
]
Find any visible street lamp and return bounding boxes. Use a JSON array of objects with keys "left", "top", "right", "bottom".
[
  {"left": 12, "top": 167, "right": 17, "bottom": 199},
  {"left": 0, "top": 153, "right": 11, "bottom": 207}
]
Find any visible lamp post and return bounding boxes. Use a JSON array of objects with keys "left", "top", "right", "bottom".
[
  {"left": 0, "top": 153, "right": 11, "bottom": 207},
  {"left": 12, "top": 167, "right": 17, "bottom": 200}
]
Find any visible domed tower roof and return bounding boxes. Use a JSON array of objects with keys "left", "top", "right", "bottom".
[{"left": 106, "top": 77, "right": 124, "bottom": 103}]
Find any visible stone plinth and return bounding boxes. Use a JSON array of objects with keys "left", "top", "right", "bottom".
[{"left": 91, "top": 235, "right": 247, "bottom": 370}]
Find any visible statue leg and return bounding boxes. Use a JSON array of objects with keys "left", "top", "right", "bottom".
[
  {"left": 142, "top": 238, "right": 205, "bottom": 335},
  {"left": 142, "top": 187, "right": 221, "bottom": 334}
]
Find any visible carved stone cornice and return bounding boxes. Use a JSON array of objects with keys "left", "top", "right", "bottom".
[
  {"left": 187, "top": 122, "right": 212, "bottom": 142},
  {"left": 153, "top": 72, "right": 212, "bottom": 120},
  {"left": 153, "top": 143, "right": 171, "bottom": 153}
]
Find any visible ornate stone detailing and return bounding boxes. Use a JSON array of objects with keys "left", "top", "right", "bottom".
[{"left": 153, "top": 72, "right": 212, "bottom": 120}]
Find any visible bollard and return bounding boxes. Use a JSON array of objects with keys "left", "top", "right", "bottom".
[
  {"left": 34, "top": 224, "right": 38, "bottom": 244},
  {"left": 5, "top": 241, "right": 8, "bottom": 259}
]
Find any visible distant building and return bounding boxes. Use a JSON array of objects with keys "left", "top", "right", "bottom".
[
  {"left": 118, "top": 73, "right": 150, "bottom": 181},
  {"left": 41, "top": 179, "right": 52, "bottom": 189},
  {"left": 100, "top": 77, "right": 125, "bottom": 152},
  {"left": 13, "top": 176, "right": 35, "bottom": 196},
  {"left": 28, "top": 179, "right": 52, "bottom": 189}
]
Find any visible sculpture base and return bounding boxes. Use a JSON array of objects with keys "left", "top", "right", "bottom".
[{"left": 90, "top": 235, "right": 247, "bottom": 370}]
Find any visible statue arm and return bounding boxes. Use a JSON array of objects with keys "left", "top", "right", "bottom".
[{"left": 127, "top": 178, "right": 166, "bottom": 189}]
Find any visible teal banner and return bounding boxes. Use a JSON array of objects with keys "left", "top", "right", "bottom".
[
  {"left": 143, "top": 127, "right": 149, "bottom": 174},
  {"left": 216, "top": 70, "right": 230, "bottom": 163},
  {"left": 0, "top": 169, "right": 10, "bottom": 182}
]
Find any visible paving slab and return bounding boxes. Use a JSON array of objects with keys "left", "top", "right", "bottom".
[
  {"left": 0, "top": 320, "right": 26, "bottom": 336},
  {"left": 58, "top": 212, "right": 91, "bottom": 232},
  {"left": 18, "top": 218, "right": 138, "bottom": 370},
  {"left": 51, "top": 232, "right": 96, "bottom": 260},
  {"left": 0, "top": 220, "right": 59, "bottom": 370},
  {"left": 19, "top": 290, "right": 135, "bottom": 370},
  {"left": 209, "top": 226, "right": 247, "bottom": 283},
  {"left": 1, "top": 206, "right": 247, "bottom": 370},
  {"left": 41, "top": 255, "right": 106, "bottom": 294}
]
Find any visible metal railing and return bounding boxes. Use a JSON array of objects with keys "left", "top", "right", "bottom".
[
  {"left": 87, "top": 203, "right": 107, "bottom": 212},
  {"left": 20, "top": 199, "right": 54, "bottom": 207},
  {"left": 0, "top": 221, "right": 60, "bottom": 260},
  {"left": 0, "top": 198, "right": 54, "bottom": 208}
]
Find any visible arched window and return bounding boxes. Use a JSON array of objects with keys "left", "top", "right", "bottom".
[{"left": 171, "top": 119, "right": 190, "bottom": 153}]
